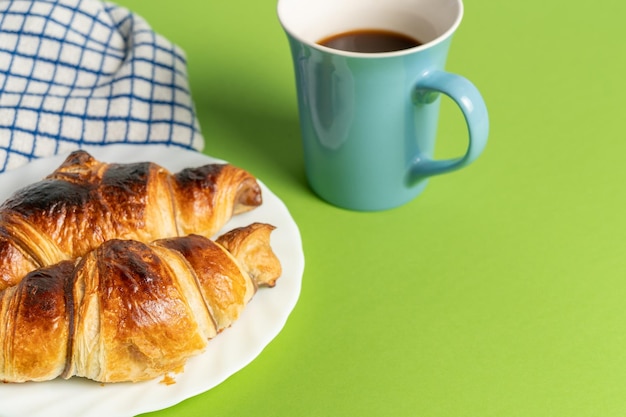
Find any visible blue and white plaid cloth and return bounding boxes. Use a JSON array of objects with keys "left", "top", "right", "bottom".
[{"left": 0, "top": 0, "right": 204, "bottom": 172}]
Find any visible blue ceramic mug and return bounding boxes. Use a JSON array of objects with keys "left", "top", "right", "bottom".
[{"left": 278, "top": 0, "right": 489, "bottom": 211}]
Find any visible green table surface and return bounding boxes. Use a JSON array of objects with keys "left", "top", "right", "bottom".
[{"left": 110, "top": 0, "right": 626, "bottom": 416}]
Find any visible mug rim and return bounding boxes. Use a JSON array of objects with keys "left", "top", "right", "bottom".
[{"left": 277, "top": 0, "right": 464, "bottom": 59}]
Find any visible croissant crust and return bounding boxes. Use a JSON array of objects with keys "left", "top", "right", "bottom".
[
  {"left": 0, "top": 223, "right": 281, "bottom": 383},
  {"left": 0, "top": 150, "right": 263, "bottom": 290}
]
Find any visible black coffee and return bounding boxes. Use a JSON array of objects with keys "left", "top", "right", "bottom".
[{"left": 318, "top": 29, "right": 422, "bottom": 53}]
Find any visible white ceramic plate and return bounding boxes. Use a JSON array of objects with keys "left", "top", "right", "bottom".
[{"left": 0, "top": 144, "right": 304, "bottom": 417}]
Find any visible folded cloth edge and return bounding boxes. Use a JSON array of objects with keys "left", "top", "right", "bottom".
[{"left": 0, "top": 0, "right": 205, "bottom": 173}]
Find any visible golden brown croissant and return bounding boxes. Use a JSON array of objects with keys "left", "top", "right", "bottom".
[
  {"left": 0, "top": 222, "right": 281, "bottom": 383},
  {"left": 0, "top": 150, "right": 263, "bottom": 290}
]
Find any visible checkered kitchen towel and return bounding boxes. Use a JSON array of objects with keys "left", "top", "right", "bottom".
[{"left": 0, "top": 0, "right": 204, "bottom": 172}]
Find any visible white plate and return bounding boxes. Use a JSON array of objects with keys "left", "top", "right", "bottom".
[{"left": 0, "top": 144, "right": 304, "bottom": 417}]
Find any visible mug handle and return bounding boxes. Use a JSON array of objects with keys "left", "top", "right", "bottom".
[{"left": 408, "top": 70, "right": 489, "bottom": 184}]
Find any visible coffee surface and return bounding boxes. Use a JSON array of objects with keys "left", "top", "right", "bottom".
[{"left": 318, "top": 29, "right": 422, "bottom": 53}]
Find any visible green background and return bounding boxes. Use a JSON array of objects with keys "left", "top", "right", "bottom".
[{"left": 109, "top": 0, "right": 626, "bottom": 416}]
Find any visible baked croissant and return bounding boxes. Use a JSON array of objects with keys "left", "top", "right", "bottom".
[
  {"left": 0, "top": 150, "right": 263, "bottom": 290},
  {"left": 0, "top": 222, "right": 281, "bottom": 383}
]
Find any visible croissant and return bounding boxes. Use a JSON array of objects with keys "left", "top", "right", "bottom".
[
  {"left": 0, "top": 150, "right": 263, "bottom": 290},
  {"left": 0, "top": 222, "right": 281, "bottom": 383}
]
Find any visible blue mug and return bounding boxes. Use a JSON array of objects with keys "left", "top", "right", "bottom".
[{"left": 278, "top": 0, "right": 489, "bottom": 211}]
